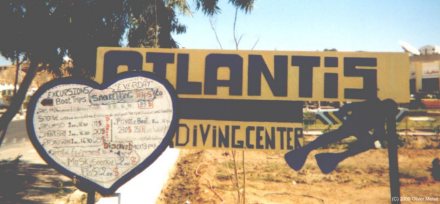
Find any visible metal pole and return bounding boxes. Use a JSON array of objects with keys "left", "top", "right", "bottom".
[
  {"left": 387, "top": 112, "right": 401, "bottom": 204},
  {"left": 295, "top": 128, "right": 303, "bottom": 149},
  {"left": 87, "top": 191, "right": 95, "bottom": 204}
]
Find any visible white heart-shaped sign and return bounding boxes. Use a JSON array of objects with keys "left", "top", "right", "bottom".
[{"left": 26, "top": 72, "right": 178, "bottom": 195}]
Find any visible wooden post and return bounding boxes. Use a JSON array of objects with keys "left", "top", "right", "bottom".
[
  {"left": 387, "top": 112, "right": 401, "bottom": 204},
  {"left": 435, "top": 126, "right": 439, "bottom": 146},
  {"left": 405, "top": 118, "right": 408, "bottom": 138},
  {"left": 87, "top": 191, "right": 95, "bottom": 204}
]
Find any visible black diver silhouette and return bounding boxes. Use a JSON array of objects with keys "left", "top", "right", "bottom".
[{"left": 285, "top": 97, "right": 398, "bottom": 174}]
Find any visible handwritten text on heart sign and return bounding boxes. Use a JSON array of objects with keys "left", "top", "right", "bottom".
[{"left": 32, "top": 76, "right": 173, "bottom": 189}]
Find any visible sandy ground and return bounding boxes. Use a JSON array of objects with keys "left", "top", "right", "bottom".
[
  {"left": 158, "top": 148, "right": 440, "bottom": 204},
  {"left": 0, "top": 139, "right": 438, "bottom": 203}
]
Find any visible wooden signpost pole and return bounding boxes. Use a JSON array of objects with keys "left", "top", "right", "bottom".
[
  {"left": 87, "top": 191, "right": 96, "bottom": 204},
  {"left": 387, "top": 110, "right": 401, "bottom": 204}
]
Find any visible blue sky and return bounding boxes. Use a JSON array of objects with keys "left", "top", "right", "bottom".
[
  {"left": 174, "top": 0, "right": 440, "bottom": 51},
  {"left": 1, "top": 0, "right": 439, "bottom": 65}
]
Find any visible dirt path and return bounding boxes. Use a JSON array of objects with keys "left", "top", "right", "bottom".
[
  {"left": 159, "top": 148, "right": 440, "bottom": 203},
  {"left": 0, "top": 156, "right": 78, "bottom": 203},
  {"left": 158, "top": 150, "right": 208, "bottom": 204}
]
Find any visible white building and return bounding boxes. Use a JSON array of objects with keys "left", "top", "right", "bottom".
[
  {"left": 419, "top": 45, "right": 440, "bottom": 55},
  {"left": 409, "top": 44, "right": 440, "bottom": 93}
]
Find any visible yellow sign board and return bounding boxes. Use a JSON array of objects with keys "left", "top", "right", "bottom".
[
  {"left": 96, "top": 47, "right": 409, "bottom": 102},
  {"left": 95, "top": 47, "right": 410, "bottom": 150}
]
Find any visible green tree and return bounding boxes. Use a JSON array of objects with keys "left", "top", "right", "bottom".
[{"left": 0, "top": 0, "right": 254, "bottom": 146}]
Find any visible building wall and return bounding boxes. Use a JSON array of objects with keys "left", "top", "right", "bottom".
[{"left": 410, "top": 55, "right": 440, "bottom": 93}]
